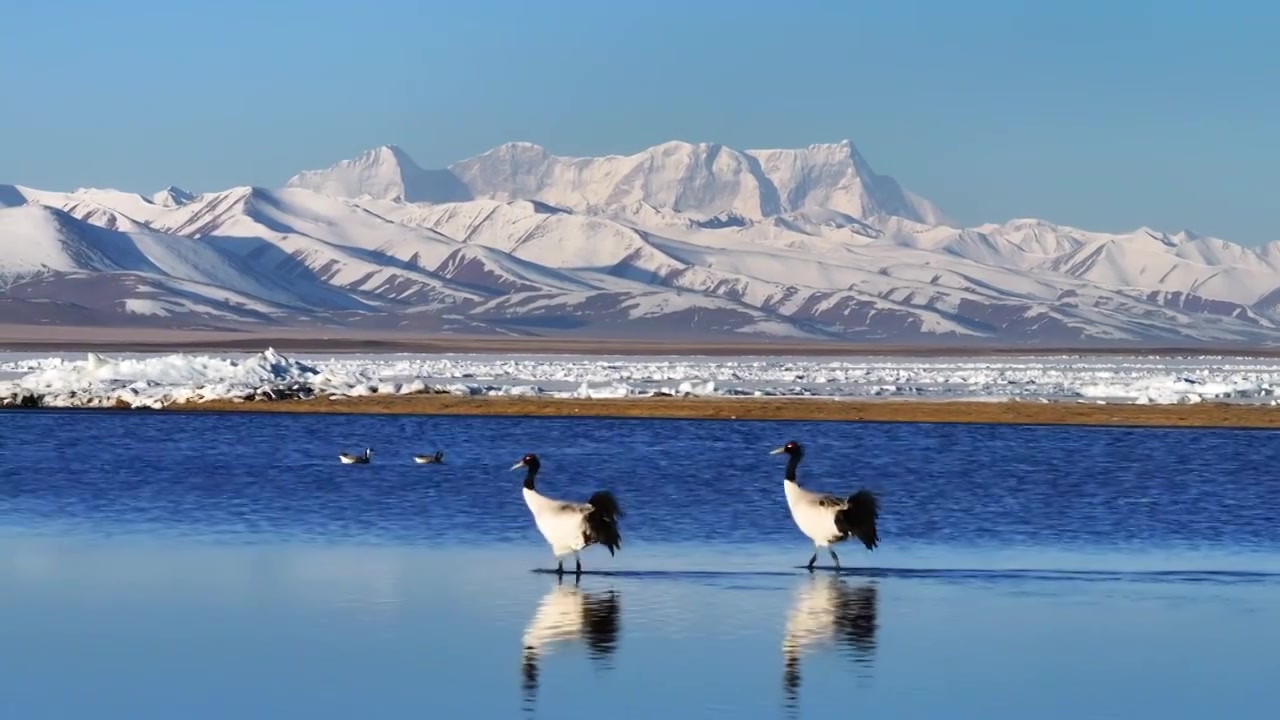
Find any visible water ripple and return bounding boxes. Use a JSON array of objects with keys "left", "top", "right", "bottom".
[{"left": 2, "top": 412, "right": 1280, "bottom": 555}]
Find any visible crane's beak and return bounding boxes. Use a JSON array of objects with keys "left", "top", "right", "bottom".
[
  {"left": 510, "top": 461, "right": 525, "bottom": 471},
  {"left": 769, "top": 447, "right": 787, "bottom": 455}
]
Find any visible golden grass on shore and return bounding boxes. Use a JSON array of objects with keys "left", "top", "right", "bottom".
[{"left": 165, "top": 393, "right": 1280, "bottom": 428}]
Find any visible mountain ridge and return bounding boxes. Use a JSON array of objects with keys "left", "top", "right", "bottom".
[
  {"left": 285, "top": 139, "right": 950, "bottom": 227},
  {"left": 2, "top": 140, "right": 1279, "bottom": 347}
]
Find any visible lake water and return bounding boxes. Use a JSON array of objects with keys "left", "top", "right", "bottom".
[{"left": 1, "top": 410, "right": 1279, "bottom": 719}]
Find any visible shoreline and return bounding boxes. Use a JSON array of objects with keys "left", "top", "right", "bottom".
[{"left": 131, "top": 394, "right": 1280, "bottom": 428}]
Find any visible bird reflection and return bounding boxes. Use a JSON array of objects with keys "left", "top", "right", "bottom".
[
  {"left": 521, "top": 575, "right": 621, "bottom": 714},
  {"left": 782, "top": 574, "right": 879, "bottom": 714}
]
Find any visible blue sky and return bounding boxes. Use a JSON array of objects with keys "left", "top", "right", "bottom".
[{"left": 2, "top": 0, "right": 1277, "bottom": 242}]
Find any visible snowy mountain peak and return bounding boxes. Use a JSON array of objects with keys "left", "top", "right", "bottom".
[
  {"left": 287, "top": 139, "right": 949, "bottom": 225},
  {"left": 285, "top": 144, "right": 471, "bottom": 204},
  {"left": 285, "top": 145, "right": 421, "bottom": 202},
  {"left": 2, "top": 201, "right": 65, "bottom": 226},
  {"left": 780, "top": 138, "right": 856, "bottom": 156},
  {"left": 745, "top": 139, "right": 948, "bottom": 225},
  {"left": 359, "top": 144, "right": 416, "bottom": 167},
  {"left": 9, "top": 136, "right": 1280, "bottom": 347},
  {"left": 477, "top": 141, "right": 550, "bottom": 157},
  {"left": 151, "top": 185, "right": 196, "bottom": 207}
]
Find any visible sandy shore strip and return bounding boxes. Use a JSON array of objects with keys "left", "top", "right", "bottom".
[{"left": 154, "top": 394, "right": 1280, "bottom": 428}]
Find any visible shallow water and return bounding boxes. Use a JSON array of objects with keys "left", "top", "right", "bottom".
[{"left": 1, "top": 411, "right": 1278, "bottom": 718}]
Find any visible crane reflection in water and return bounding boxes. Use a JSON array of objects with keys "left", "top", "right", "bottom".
[
  {"left": 782, "top": 574, "right": 880, "bottom": 715},
  {"left": 520, "top": 576, "right": 621, "bottom": 714}
]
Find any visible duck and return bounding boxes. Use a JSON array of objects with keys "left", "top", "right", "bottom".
[
  {"left": 511, "top": 453, "right": 624, "bottom": 576},
  {"left": 770, "top": 440, "right": 879, "bottom": 570},
  {"left": 413, "top": 450, "right": 445, "bottom": 464},
  {"left": 339, "top": 448, "right": 372, "bottom": 464}
]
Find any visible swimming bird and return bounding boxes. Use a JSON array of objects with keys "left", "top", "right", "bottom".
[
  {"left": 413, "top": 450, "right": 445, "bottom": 464},
  {"left": 339, "top": 448, "right": 372, "bottom": 464},
  {"left": 511, "top": 453, "right": 624, "bottom": 576},
  {"left": 770, "top": 440, "right": 879, "bottom": 570}
]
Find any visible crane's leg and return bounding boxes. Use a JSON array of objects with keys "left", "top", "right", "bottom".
[
  {"left": 829, "top": 548, "right": 842, "bottom": 570},
  {"left": 574, "top": 551, "right": 583, "bottom": 576},
  {"left": 806, "top": 550, "right": 818, "bottom": 571},
  {"left": 555, "top": 556, "right": 564, "bottom": 577}
]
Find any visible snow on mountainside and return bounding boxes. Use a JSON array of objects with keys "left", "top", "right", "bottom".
[
  {"left": 284, "top": 145, "right": 471, "bottom": 204},
  {"left": 288, "top": 140, "right": 948, "bottom": 225},
  {"left": 4, "top": 140, "right": 1280, "bottom": 346}
]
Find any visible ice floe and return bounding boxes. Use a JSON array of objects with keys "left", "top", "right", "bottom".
[{"left": 2, "top": 349, "right": 1280, "bottom": 408}]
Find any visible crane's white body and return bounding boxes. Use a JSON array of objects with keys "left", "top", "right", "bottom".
[
  {"left": 784, "top": 480, "right": 845, "bottom": 547},
  {"left": 524, "top": 487, "right": 593, "bottom": 556}
]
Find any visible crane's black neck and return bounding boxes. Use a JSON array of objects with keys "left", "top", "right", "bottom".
[
  {"left": 523, "top": 464, "right": 540, "bottom": 490},
  {"left": 784, "top": 452, "right": 802, "bottom": 482}
]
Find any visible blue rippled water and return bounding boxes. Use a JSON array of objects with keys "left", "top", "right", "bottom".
[{"left": 1, "top": 410, "right": 1278, "bottom": 719}]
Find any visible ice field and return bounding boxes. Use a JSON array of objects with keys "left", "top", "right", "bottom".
[{"left": 2, "top": 348, "right": 1279, "bottom": 408}]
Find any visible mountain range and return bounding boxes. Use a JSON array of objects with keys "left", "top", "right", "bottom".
[{"left": 2, "top": 139, "right": 1278, "bottom": 347}]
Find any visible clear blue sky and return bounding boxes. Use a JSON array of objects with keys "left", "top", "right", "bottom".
[{"left": 3, "top": 0, "right": 1278, "bottom": 242}]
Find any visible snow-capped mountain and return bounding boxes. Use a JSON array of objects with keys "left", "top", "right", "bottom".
[
  {"left": 2, "top": 139, "right": 1279, "bottom": 347},
  {"left": 283, "top": 145, "right": 470, "bottom": 205},
  {"left": 286, "top": 140, "right": 948, "bottom": 226}
]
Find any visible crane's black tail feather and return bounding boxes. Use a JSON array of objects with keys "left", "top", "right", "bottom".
[
  {"left": 835, "top": 489, "right": 879, "bottom": 550},
  {"left": 584, "top": 490, "right": 624, "bottom": 555}
]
